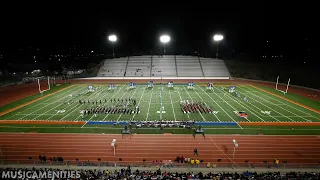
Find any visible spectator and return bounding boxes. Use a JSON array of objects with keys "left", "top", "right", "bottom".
[{"left": 180, "top": 156, "right": 184, "bottom": 163}]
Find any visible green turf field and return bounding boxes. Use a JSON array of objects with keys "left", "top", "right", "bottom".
[
  {"left": 1, "top": 84, "right": 319, "bottom": 123},
  {"left": 1, "top": 124, "right": 320, "bottom": 135}
]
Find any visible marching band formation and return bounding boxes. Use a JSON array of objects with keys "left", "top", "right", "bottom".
[
  {"left": 180, "top": 100, "right": 213, "bottom": 114},
  {"left": 79, "top": 98, "right": 140, "bottom": 118}
]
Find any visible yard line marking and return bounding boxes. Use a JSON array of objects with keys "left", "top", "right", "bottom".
[
  {"left": 244, "top": 86, "right": 320, "bottom": 121},
  {"left": 18, "top": 86, "right": 83, "bottom": 120},
  {"left": 197, "top": 85, "right": 243, "bottom": 129},
  {"left": 145, "top": 86, "right": 154, "bottom": 121},
  {"left": 241, "top": 86, "right": 310, "bottom": 121},
  {"left": 168, "top": 88, "right": 177, "bottom": 121},
  {"left": 116, "top": 86, "right": 139, "bottom": 121},
  {"left": 193, "top": 87, "right": 221, "bottom": 122},
  {"left": 183, "top": 86, "right": 206, "bottom": 121},
  {"left": 213, "top": 86, "right": 265, "bottom": 122},
  {"left": 261, "top": 116, "right": 313, "bottom": 118},
  {"left": 101, "top": 84, "right": 127, "bottom": 121},
  {"left": 81, "top": 121, "right": 87, "bottom": 128},
  {"left": 238, "top": 87, "right": 296, "bottom": 122},
  {"left": 209, "top": 136, "right": 239, "bottom": 167},
  {"left": 37, "top": 86, "right": 88, "bottom": 120},
  {"left": 69, "top": 86, "right": 111, "bottom": 120},
  {"left": 132, "top": 86, "right": 147, "bottom": 120},
  {"left": 4, "top": 85, "right": 76, "bottom": 119},
  {"left": 62, "top": 86, "right": 107, "bottom": 120},
  {"left": 176, "top": 88, "right": 189, "bottom": 119},
  {"left": 225, "top": 87, "right": 282, "bottom": 122},
  {"left": 88, "top": 86, "right": 125, "bottom": 121},
  {"left": 251, "top": 85, "right": 320, "bottom": 115}
]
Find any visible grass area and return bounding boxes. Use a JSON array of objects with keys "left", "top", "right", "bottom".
[
  {"left": 1, "top": 124, "right": 320, "bottom": 135},
  {"left": 0, "top": 84, "right": 70, "bottom": 113},
  {"left": 1, "top": 84, "right": 319, "bottom": 122},
  {"left": 257, "top": 85, "right": 320, "bottom": 110},
  {"left": 0, "top": 83, "right": 320, "bottom": 134}
]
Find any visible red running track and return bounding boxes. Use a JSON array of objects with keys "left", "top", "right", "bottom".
[{"left": 0, "top": 133, "right": 320, "bottom": 166}]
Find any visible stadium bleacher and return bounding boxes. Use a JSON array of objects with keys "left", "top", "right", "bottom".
[
  {"left": 97, "top": 55, "right": 230, "bottom": 78},
  {"left": 1, "top": 167, "right": 319, "bottom": 179},
  {"left": 200, "top": 57, "right": 231, "bottom": 77},
  {"left": 126, "top": 55, "right": 151, "bottom": 77},
  {"left": 98, "top": 57, "right": 128, "bottom": 77}
]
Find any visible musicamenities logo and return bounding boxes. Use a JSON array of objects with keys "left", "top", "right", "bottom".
[{"left": 2, "top": 170, "right": 81, "bottom": 179}]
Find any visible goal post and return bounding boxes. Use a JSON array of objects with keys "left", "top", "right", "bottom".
[
  {"left": 37, "top": 76, "right": 51, "bottom": 95},
  {"left": 275, "top": 76, "right": 290, "bottom": 95}
]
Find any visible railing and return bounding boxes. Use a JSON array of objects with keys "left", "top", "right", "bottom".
[{"left": 1, "top": 160, "right": 319, "bottom": 169}]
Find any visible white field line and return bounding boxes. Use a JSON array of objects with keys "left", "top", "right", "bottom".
[
  {"left": 145, "top": 86, "right": 154, "bottom": 121},
  {"left": 85, "top": 86, "right": 124, "bottom": 121},
  {"left": 68, "top": 86, "right": 112, "bottom": 120},
  {"left": 37, "top": 86, "right": 89, "bottom": 120},
  {"left": 238, "top": 87, "right": 297, "bottom": 122},
  {"left": 183, "top": 86, "right": 205, "bottom": 121},
  {"left": 132, "top": 86, "right": 147, "bottom": 120},
  {"left": 81, "top": 121, "right": 87, "bottom": 128},
  {"left": 116, "top": 86, "right": 139, "bottom": 121},
  {"left": 209, "top": 136, "right": 239, "bottom": 167},
  {"left": 193, "top": 86, "right": 221, "bottom": 122},
  {"left": 209, "top": 86, "right": 251, "bottom": 122},
  {"left": 168, "top": 88, "right": 177, "bottom": 121},
  {"left": 19, "top": 87, "right": 84, "bottom": 120},
  {"left": 197, "top": 85, "right": 243, "bottom": 129},
  {"left": 62, "top": 86, "right": 108, "bottom": 120},
  {"left": 218, "top": 86, "right": 281, "bottom": 122},
  {"left": 240, "top": 86, "right": 309, "bottom": 120},
  {"left": 100, "top": 85, "right": 127, "bottom": 121},
  {"left": 77, "top": 85, "right": 115, "bottom": 120},
  {"left": 261, "top": 116, "right": 313, "bottom": 118},
  {"left": 5, "top": 86, "right": 77, "bottom": 119},
  {"left": 213, "top": 86, "right": 264, "bottom": 122},
  {"left": 243, "top": 86, "right": 320, "bottom": 121},
  {"left": 17, "top": 86, "right": 83, "bottom": 120},
  {"left": 15, "top": 114, "right": 59, "bottom": 116},
  {"left": 176, "top": 87, "right": 189, "bottom": 119}
]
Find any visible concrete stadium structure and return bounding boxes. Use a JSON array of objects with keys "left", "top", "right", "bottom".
[{"left": 97, "top": 55, "right": 230, "bottom": 79}]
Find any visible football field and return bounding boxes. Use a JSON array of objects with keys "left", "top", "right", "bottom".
[{"left": 1, "top": 84, "right": 319, "bottom": 123}]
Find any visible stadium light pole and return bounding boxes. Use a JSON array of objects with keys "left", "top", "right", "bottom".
[
  {"left": 213, "top": 34, "right": 223, "bottom": 58},
  {"left": 108, "top": 35, "right": 117, "bottom": 58},
  {"left": 160, "top": 35, "right": 170, "bottom": 55}
]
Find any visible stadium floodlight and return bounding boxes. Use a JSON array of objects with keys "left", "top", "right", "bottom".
[
  {"left": 213, "top": 34, "right": 223, "bottom": 42},
  {"left": 108, "top": 34, "right": 117, "bottom": 58},
  {"left": 160, "top": 35, "right": 170, "bottom": 55},
  {"left": 213, "top": 34, "right": 224, "bottom": 58},
  {"left": 108, "top": 35, "right": 117, "bottom": 42}
]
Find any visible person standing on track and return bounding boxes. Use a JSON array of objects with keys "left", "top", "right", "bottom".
[{"left": 193, "top": 148, "right": 198, "bottom": 156}]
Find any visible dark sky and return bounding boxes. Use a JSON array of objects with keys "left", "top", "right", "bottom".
[{"left": 0, "top": 2, "right": 318, "bottom": 61}]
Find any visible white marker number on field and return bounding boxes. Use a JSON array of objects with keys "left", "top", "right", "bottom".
[
  {"left": 212, "top": 111, "right": 219, "bottom": 114},
  {"left": 261, "top": 111, "right": 271, "bottom": 115},
  {"left": 56, "top": 110, "right": 66, "bottom": 114}
]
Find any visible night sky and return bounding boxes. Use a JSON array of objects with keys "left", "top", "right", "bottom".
[{"left": 0, "top": 2, "right": 318, "bottom": 64}]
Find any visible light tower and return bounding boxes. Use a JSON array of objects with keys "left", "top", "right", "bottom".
[
  {"left": 160, "top": 35, "right": 170, "bottom": 55},
  {"left": 213, "top": 34, "right": 224, "bottom": 58},
  {"left": 108, "top": 34, "right": 117, "bottom": 58}
]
